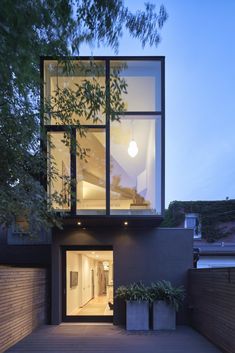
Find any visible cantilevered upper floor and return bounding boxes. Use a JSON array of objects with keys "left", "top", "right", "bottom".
[{"left": 42, "top": 57, "right": 165, "bottom": 224}]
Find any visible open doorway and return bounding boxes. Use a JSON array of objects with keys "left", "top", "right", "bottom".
[{"left": 65, "top": 249, "right": 113, "bottom": 320}]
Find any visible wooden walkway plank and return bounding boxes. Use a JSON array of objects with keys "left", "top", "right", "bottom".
[{"left": 5, "top": 325, "right": 223, "bottom": 353}]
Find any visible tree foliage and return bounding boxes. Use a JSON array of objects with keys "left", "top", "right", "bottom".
[
  {"left": 0, "top": 0, "right": 167, "bottom": 232},
  {"left": 162, "top": 200, "right": 235, "bottom": 242}
]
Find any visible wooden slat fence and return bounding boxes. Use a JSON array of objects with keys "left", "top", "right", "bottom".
[
  {"left": 189, "top": 267, "right": 235, "bottom": 353},
  {"left": 0, "top": 266, "right": 48, "bottom": 353}
]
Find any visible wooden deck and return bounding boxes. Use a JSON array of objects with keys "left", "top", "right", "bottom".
[{"left": 5, "top": 325, "right": 223, "bottom": 353}]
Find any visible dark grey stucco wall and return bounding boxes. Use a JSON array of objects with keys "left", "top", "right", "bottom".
[
  {"left": 0, "top": 225, "right": 51, "bottom": 267},
  {"left": 51, "top": 226, "right": 193, "bottom": 325}
]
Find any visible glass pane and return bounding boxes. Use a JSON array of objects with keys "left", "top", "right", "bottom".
[
  {"left": 110, "top": 60, "right": 161, "bottom": 112},
  {"left": 66, "top": 250, "right": 113, "bottom": 316},
  {"left": 186, "top": 217, "right": 196, "bottom": 228},
  {"left": 110, "top": 116, "right": 162, "bottom": 215},
  {"left": 47, "top": 132, "right": 71, "bottom": 211},
  {"left": 44, "top": 60, "right": 106, "bottom": 125},
  {"left": 76, "top": 129, "right": 106, "bottom": 214}
]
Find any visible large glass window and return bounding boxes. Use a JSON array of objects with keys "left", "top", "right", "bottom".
[
  {"left": 44, "top": 60, "right": 106, "bottom": 125},
  {"left": 110, "top": 60, "right": 161, "bottom": 112},
  {"left": 47, "top": 132, "right": 70, "bottom": 211},
  {"left": 110, "top": 116, "right": 161, "bottom": 215},
  {"left": 76, "top": 129, "right": 106, "bottom": 214},
  {"left": 44, "top": 58, "right": 163, "bottom": 217}
]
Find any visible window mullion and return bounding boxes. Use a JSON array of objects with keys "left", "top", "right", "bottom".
[
  {"left": 71, "top": 128, "right": 77, "bottom": 215},
  {"left": 106, "top": 59, "right": 110, "bottom": 215}
]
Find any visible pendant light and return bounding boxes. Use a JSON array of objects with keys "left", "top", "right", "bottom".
[{"left": 128, "top": 120, "right": 138, "bottom": 158}]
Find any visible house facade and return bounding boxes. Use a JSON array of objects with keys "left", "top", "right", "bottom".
[{"left": 0, "top": 57, "right": 193, "bottom": 326}]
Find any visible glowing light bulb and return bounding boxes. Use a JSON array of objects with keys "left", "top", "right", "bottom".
[{"left": 128, "top": 140, "right": 138, "bottom": 158}]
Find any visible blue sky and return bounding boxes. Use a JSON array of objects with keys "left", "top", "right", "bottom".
[{"left": 81, "top": 0, "right": 235, "bottom": 207}]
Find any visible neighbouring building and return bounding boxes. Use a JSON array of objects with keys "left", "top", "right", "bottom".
[
  {"left": 163, "top": 200, "right": 235, "bottom": 268},
  {"left": 0, "top": 57, "right": 193, "bottom": 325}
]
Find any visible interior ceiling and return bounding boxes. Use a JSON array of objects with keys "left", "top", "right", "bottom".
[
  {"left": 74, "top": 250, "right": 113, "bottom": 261},
  {"left": 51, "top": 76, "right": 105, "bottom": 92},
  {"left": 111, "top": 60, "right": 160, "bottom": 72}
]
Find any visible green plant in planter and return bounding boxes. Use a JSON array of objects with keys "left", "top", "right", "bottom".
[
  {"left": 116, "top": 282, "right": 150, "bottom": 330},
  {"left": 149, "top": 280, "right": 185, "bottom": 311},
  {"left": 149, "top": 280, "right": 185, "bottom": 330},
  {"left": 116, "top": 282, "right": 149, "bottom": 302}
]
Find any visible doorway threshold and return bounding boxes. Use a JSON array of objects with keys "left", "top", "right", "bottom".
[{"left": 60, "top": 322, "right": 113, "bottom": 326}]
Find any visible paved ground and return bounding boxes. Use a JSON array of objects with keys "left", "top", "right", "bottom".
[{"left": 6, "top": 324, "right": 222, "bottom": 353}]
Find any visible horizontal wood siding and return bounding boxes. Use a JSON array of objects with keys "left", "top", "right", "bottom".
[
  {"left": 0, "top": 266, "right": 48, "bottom": 353},
  {"left": 189, "top": 268, "right": 235, "bottom": 353}
]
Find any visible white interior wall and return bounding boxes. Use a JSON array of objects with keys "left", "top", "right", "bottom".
[
  {"left": 81, "top": 254, "right": 93, "bottom": 306},
  {"left": 67, "top": 252, "right": 97, "bottom": 312},
  {"left": 94, "top": 261, "right": 99, "bottom": 297},
  {"left": 66, "top": 252, "right": 80, "bottom": 315},
  {"left": 109, "top": 262, "right": 113, "bottom": 284},
  {"left": 137, "top": 117, "right": 161, "bottom": 214},
  {"left": 156, "top": 118, "right": 162, "bottom": 214},
  {"left": 144, "top": 120, "right": 155, "bottom": 209},
  {"left": 122, "top": 76, "right": 156, "bottom": 111},
  {"left": 77, "top": 254, "right": 83, "bottom": 308},
  {"left": 49, "top": 132, "right": 70, "bottom": 210}
]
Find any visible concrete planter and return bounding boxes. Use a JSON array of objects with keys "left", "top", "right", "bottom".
[
  {"left": 153, "top": 301, "right": 176, "bottom": 330},
  {"left": 126, "top": 301, "right": 149, "bottom": 331}
]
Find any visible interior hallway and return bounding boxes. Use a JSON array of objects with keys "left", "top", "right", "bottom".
[
  {"left": 66, "top": 250, "right": 113, "bottom": 316},
  {"left": 73, "top": 295, "right": 113, "bottom": 316}
]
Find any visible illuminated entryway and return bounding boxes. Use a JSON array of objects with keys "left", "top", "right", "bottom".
[{"left": 64, "top": 249, "right": 113, "bottom": 321}]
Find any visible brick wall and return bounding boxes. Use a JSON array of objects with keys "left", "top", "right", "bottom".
[
  {"left": 0, "top": 266, "right": 48, "bottom": 353},
  {"left": 189, "top": 268, "right": 235, "bottom": 353}
]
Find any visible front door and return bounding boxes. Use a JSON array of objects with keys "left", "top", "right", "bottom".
[{"left": 62, "top": 246, "right": 113, "bottom": 322}]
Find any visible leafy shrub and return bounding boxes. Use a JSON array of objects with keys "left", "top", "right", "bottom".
[
  {"left": 115, "top": 282, "right": 149, "bottom": 302},
  {"left": 148, "top": 280, "right": 185, "bottom": 311}
]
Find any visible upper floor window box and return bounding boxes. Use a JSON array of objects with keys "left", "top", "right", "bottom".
[{"left": 42, "top": 57, "right": 164, "bottom": 218}]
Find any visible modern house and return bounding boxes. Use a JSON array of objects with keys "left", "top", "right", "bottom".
[{"left": 0, "top": 57, "right": 193, "bottom": 326}]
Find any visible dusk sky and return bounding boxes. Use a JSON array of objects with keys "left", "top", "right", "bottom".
[{"left": 81, "top": 0, "right": 235, "bottom": 207}]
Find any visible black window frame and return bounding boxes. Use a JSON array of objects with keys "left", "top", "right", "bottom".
[
  {"left": 62, "top": 245, "right": 114, "bottom": 323},
  {"left": 41, "top": 56, "right": 165, "bottom": 222}
]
